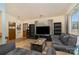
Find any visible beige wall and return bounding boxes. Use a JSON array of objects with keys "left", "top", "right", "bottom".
[
  {"left": 5, "top": 14, "right": 66, "bottom": 38},
  {"left": 52, "top": 16, "right": 66, "bottom": 33},
  {"left": 23, "top": 16, "right": 66, "bottom": 33},
  {"left": 6, "top": 14, "right": 9, "bottom": 36},
  {"left": 5, "top": 14, "right": 23, "bottom": 39}
]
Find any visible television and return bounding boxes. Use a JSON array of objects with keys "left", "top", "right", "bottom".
[{"left": 36, "top": 26, "right": 50, "bottom": 35}]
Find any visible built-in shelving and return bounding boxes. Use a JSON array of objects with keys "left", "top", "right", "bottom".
[{"left": 54, "top": 22, "right": 61, "bottom": 35}]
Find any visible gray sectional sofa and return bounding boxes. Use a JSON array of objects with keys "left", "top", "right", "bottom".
[
  {"left": 0, "top": 41, "right": 56, "bottom": 55},
  {"left": 52, "top": 33, "right": 77, "bottom": 54}
]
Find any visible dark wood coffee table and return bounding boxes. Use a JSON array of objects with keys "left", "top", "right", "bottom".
[{"left": 31, "top": 38, "right": 46, "bottom": 52}]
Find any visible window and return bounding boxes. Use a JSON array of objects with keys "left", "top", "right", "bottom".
[{"left": 71, "top": 9, "right": 79, "bottom": 33}]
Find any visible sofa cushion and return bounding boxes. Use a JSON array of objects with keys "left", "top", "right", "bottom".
[
  {"left": 53, "top": 44, "right": 75, "bottom": 54},
  {"left": 62, "top": 35, "right": 70, "bottom": 45},
  {"left": 7, "top": 48, "right": 31, "bottom": 55},
  {"left": 59, "top": 33, "right": 66, "bottom": 40},
  {"left": 53, "top": 38, "right": 63, "bottom": 45},
  {"left": 47, "top": 48, "right": 56, "bottom": 55},
  {"left": 31, "top": 50, "right": 41, "bottom": 55},
  {"left": 67, "top": 35, "right": 77, "bottom": 46}
]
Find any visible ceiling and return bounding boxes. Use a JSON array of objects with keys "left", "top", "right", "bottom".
[{"left": 5, "top": 3, "right": 73, "bottom": 20}]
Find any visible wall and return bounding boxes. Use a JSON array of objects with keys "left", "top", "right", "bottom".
[
  {"left": 23, "top": 17, "right": 50, "bottom": 25},
  {"left": 0, "top": 13, "right": 2, "bottom": 33},
  {"left": 23, "top": 16, "right": 66, "bottom": 33},
  {"left": 0, "top": 3, "right": 3, "bottom": 35},
  {"left": 5, "top": 14, "right": 23, "bottom": 39},
  {"left": 52, "top": 16, "right": 66, "bottom": 33},
  {"left": 5, "top": 15, "right": 66, "bottom": 39},
  {"left": 0, "top": 11, "right": 22, "bottom": 43},
  {"left": 0, "top": 3, "right": 7, "bottom": 44}
]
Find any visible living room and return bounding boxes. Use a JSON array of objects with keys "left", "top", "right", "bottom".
[{"left": 0, "top": 3, "right": 79, "bottom": 55}]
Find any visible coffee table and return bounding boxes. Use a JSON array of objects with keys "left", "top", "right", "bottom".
[{"left": 31, "top": 38, "right": 46, "bottom": 52}]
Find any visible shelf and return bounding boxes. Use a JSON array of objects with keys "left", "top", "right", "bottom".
[{"left": 54, "top": 22, "right": 61, "bottom": 35}]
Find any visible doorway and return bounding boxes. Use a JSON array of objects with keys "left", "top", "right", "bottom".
[
  {"left": 8, "top": 22, "right": 16, "bottom": 42},
  {"left": 23, "top": 23, "right": 28, "bottom": 39}
]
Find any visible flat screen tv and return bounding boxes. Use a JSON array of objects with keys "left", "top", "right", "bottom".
[{"left": 36, "top": 26, "right": 50, "bottom": 34}]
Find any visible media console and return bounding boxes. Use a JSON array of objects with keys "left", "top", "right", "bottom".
[{"left": 35, "top": 35, "right": 52, "bottom": 41}]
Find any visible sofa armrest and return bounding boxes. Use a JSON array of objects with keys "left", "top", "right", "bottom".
[
  {"left": 0, "top": 41, "right": 15, "bottom": 55},
  {"left": 53, "top": 44, "right": 75, "bottom": 54},
  {"left": 47, "top": 48, "right": 56, "bottom": 55},
  {"left": 53, "top": 44, "right": 66, "bottom": 50}
]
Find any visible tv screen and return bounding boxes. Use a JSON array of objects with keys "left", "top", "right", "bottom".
[{"left": 36, "top": 26, "right": 50, "bottom": 34}]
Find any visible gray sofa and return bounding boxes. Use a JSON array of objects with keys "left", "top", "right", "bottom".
[
  {"left": 7, "top": 48, "right": 32, "bottom": 55},
  {"left": 52, "top": 34, "right": 77, "bottom": 54},
  {"left": 0, "top": 41, "right": 56, "bottom": 55},
  {"left": 0, "top": 41, "right": 15, "bottom": 55}
]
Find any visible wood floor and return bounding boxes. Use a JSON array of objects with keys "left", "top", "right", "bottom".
[
  {"left": 15, "top": 39, "right": 72, "bottom": 55},
  {"left": 15, "top": 39, "right": 31, "bottom": 50}
]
